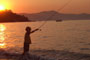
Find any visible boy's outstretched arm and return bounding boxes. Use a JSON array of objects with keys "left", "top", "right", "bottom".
[{"left": 31, "top": 29, "right": 39, "bottom": 33}]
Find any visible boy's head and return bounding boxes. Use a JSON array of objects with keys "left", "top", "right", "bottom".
[{"left": 25, "top": 26, "right": 31, "bottom": 32}]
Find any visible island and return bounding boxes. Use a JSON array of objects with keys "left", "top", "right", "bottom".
[
  {"left": 0, "top": 10, "right": 30, "bottom": 22},
  {"left": 21, "top": 11, "right": 90, "bottom": 21}
]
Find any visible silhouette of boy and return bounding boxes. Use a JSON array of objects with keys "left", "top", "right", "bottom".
[{"left": 23, "top": 26, "right": 39, "bottom": 54}]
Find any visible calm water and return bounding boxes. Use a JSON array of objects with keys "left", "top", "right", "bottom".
[{"left": 0, "top": 20, "right": 90, "bottom": 54}]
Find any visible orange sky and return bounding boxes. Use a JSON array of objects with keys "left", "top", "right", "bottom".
[{"left": 0, "top": 0, "right": 90, "bottom": 14}]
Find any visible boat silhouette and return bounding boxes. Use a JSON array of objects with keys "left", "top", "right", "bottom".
[{"left": 56, "top": 19, "right": 63, "bottom": 22}]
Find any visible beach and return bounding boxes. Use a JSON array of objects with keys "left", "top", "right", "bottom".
[{"left": 0, "top": 49, "right": 90, "bottom": 60}]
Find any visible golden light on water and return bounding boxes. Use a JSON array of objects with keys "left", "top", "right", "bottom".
[
  {"left": 0, "top": 43, "right": 5, "bottom": 46},
  {"left": 0, "top": 43, "right": 6, "bottom": 48},
  {"left": 0, "top": 24, "right": 6, "bottom": 32},
  {"left": 0, "top": 24, "right": 6, "bottom": 48},
  {"left": 0, "top": 36, "right": 5, "bottom": 42}
]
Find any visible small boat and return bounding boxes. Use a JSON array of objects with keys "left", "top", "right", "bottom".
[{"left": 56, "top": 19, "right": 63, "bottom": 22}]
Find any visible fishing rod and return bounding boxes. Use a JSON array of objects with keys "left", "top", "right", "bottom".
[{"left": 37, "top": 0, "right": 73, "bottom": 29}]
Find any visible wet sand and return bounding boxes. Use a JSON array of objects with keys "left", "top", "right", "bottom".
[
  {"left": 31, "top": 50, "right": 90, "bottom": 60},
  {"left": 0, "top": 49, "right": 90, "bottom": 60}
]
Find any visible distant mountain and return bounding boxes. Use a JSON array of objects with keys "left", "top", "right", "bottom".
[
  {"left": 21, "top": 11, "right": 90, "bottom": 21},
  {"left": 0, "top": 10, "right": 29, "bottom": 22}
]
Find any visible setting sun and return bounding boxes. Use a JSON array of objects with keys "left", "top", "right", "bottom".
[{"left": 0, "top": 5, "right": 6, "bottom": 11}]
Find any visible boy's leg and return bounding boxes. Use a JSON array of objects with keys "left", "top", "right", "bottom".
[
  {"left": 23, "top": 43, "right": 29, "bottom": 54},
  {"left": 23, "top": 43, "right": 26, "bottom": 54},
  {"left": 27, "top": 44, "right": 29, "bottom": 52}
]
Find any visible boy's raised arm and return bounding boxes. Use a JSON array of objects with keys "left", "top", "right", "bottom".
[{"left": 31, "top": 29, "right": 39, "bottom": 33}]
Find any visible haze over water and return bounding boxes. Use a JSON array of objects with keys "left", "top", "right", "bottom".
[{"left": 0, "top": 20, "right": 90, "bottom": 54}]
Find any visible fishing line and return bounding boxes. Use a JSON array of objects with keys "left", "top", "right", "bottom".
[{"left": 37, "top": 0, "right": 73, "bottom": 29}]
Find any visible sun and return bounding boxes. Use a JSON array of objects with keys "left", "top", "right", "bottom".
[{"left": 0, "top": 5, "right": 6, "bottom": 11}]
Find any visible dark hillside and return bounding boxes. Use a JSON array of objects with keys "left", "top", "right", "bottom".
[{"left": 0, "top": 10, "right": 29, "bottom": 22}]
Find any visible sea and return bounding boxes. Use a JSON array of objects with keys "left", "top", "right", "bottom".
[{"left": 0, "top": 20, "right": 90, "bottom": 55}]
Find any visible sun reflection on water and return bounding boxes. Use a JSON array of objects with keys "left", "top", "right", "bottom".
[
  {"left": 0, "top": 24, "right": 6, "bottom": 32},
  {"left": 0, "top": 24, "right": 6, "bottom": 48}
]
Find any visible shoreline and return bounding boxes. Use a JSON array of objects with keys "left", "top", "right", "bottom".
[
  {"left": 31, "top": 50, "right": 90, "bottom": 60},
  {"left": 0, "top": 49, "right": 90, "bottom": 60}
]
